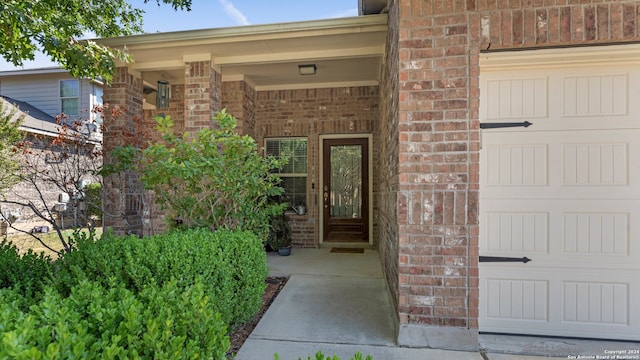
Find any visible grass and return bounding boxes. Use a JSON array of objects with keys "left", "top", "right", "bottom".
[{"left": 4, "top": 227, "right": 103, "bottom": 259}]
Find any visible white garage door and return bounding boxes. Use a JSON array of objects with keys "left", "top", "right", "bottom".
[{"left": 479, "top": 45, "right": 640, "bottom": 341}]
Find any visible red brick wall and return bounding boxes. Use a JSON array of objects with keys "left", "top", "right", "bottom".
[
  {"left": 139, "top": 84, "right": 186, "bottom": 235},
  {"left": 184, "top": 61, "right": 221, "bottom": 135},
  {"left": 255, "top": 87, "right": 379, "bottom": 247},
  {"left": 396, "top": 0, "right": 481, "bottom": 335},
  {"left": 475, "top": 0, "right": 640, "bottom": 50},
  {"left": 222, "top": 81, "right": 256, "bottom": 137},
  {"left": 103, "top": 67, "right": 146, "bottom": 236},
  {"left": 136, "top": 65, "right": 222, "bottom": 236},
  {"left": 144, "top": 83, "right": 186, "bottom": 135},
  {"left": 376, "top": 0, "right": 401, "bottom": 328},
  {"left": 2, "top": 134, "right": 100, "bottom": 227},
  {"left": 243, "top": 83, "right": 257, "bottom": 139},
  {"left": 391, "top": 0, "right": 640, "bottom": 348}
]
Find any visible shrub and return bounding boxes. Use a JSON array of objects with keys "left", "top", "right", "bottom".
[
  {"left": 0, "top": 240, "right": 54, "bottom": 306},
  {"left": 56, "top": 228, "right": 267, "bottom": 326},
  {"left": 0, "top": 279, "right": 230, "bottom": 359},
  {"left": 105, "top": 109, "right": 286, "bottom": 238},
  {"left": 84, "top": 182, "right": 103, "bottom": 224}
]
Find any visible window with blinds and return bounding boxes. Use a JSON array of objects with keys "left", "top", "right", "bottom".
[{"left": 265, "top": 138, "right": 307, "bottom": 208}]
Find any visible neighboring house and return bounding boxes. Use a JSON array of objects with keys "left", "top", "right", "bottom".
[
  {"left": 97, "top": 0, "right": 640, "bottom": 350},
  {"left": 0, "top": 68, "right": 103, "bottom": 229},
  {"left": 0, "top": 68, "right": 104, "bottom": 135}
]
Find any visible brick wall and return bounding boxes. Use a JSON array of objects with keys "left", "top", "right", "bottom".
[
  {"left": 3, "top": 137, "right": 60, "bottom": 222},
  {"left": 184, "top": 61, "right": 221, "bottom": 135},
  {"left": 243, "top": 83, "right": 257, "bottom": 138},
  {"left": 376, "top": 0, "right": 401, "bottom": 331},
  {"left": 396, "top": 1, "right": 480, "bottom": 346},
  {"left": 103, "top": 67, "right": 146, "bottom": 236},
  {"left": 138, "top": 84, "right": 186, "bottom": 236},
  {"left": 221, "top": 81, "right": 256, "bottom": 137},
  {"left": 475, "top": 0, "right": 640, "bottom": 50},
  {"left": 255, "top": 87, "right": 379, "bottom": 247},
  {"left": 138, "top": 65, "right": 222, "bottom": 236},
  {"left": 2, "top": 134, "right": 100, "bottom": 228},
  {"left": 144, "top": 83, "right": 186, "bottom": 134},
  {"left": 391, "top": 0, "right": 640, "bottom": 350}
]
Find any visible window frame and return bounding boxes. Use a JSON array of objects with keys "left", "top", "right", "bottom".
[
  {"left": 265, "top": 137, "right": 308, "bottom": 208},
  {"left": 91, "top": 84, "right": 103, "bottom": 125},
  {"left": 59, "top": 79, "right": 80, "bottom": 117}
]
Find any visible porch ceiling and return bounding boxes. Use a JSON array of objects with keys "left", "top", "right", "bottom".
[
  {"left": 359, "top": 0, "right": 388, "bottom": 15},
  {"left": 97, "top": 15, "right": 388, "bottom": 91}
]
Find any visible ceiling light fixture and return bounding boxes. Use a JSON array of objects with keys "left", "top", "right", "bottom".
[{"left": 298, "top": 64, "right": 317, "bottom": 75}]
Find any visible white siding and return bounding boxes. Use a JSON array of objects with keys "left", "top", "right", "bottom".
[{"left": 0, "top": 72, "right": 98, "bottom": 121}]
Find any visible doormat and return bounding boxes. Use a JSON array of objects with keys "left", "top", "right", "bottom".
[{"left": 330, "top": 248, "right": 365, "bottom": 254}]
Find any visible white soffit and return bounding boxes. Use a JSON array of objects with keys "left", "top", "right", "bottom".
[{"left": 97, "top": 15, "right": 388, "bottom": 90}]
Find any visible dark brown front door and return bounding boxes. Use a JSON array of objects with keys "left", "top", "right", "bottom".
[{"left": 322, "top": 138, "right": 369, "bottom": 243}]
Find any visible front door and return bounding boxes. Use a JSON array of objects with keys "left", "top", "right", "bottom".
[{"left": 322, "top": 138, "right": 369, "bottom": 243}]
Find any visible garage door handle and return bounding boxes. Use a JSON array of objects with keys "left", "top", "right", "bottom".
[
  {"left": 479, "top": 256, "right": 531, "bottom": 263},
  {"left": 480, "top": 121, "right": 532, "bottom": 129}
]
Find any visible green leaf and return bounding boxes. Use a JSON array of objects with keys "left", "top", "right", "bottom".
[{"left": 0, "top": 0, "right": 192, "bottom": 82}]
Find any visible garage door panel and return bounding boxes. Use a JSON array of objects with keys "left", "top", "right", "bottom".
[
  {"left": 559, "top": 268, "right": 639, "bottom": 340},
  {"left": 562, "top": 212, "right": 629, "bottom": 256},
  {"left": 484, "top": 211, "right": 548, "bottom": 254},
  {"left": 484, "top": 77, "right": 548, "bottom": 120},
  {"left": 483, "top": 144, "right": 548, "bottom": 186},
  {"left": 561, "top": 142, "right": 628, "bottom": 186},
  {"left": 483, "top": 275, "right": 549, "bottom": 321},
  {"left": 561, "top": 73, "right": 628, "bottom": 118},
  {"left": 482, "top": 199, "right": 639, "bottom": 266},
  {"left": 481, "top": 131, "right": 640, "bottom": 199},
  {"left": 480, "top": 268, "right": 639, "bottom": 340},
  {"left": 482, "top": 68, "right": 640, "bottom": 131},
  {"left": 562, "top": 281, "right": 628, "bottom": 325}
]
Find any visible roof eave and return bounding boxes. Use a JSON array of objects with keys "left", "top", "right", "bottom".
[
  {"left": 0, "top": 67, "right": 68, "bottom": 77},
  {"left": 96, "top": 14, "right": 388, "bottom": 48}
]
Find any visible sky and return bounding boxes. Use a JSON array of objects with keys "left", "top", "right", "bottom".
[{"left": 0, "top": 0, "right": 359, "bottom": 71}]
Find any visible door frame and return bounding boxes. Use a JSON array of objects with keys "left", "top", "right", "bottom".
[{"left": 319, "top": 134, "right": 373, "bottom": 246}]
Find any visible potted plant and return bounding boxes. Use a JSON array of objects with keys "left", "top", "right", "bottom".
[{"left": 267, "top": 212, "right": 292, "bottom": 256}]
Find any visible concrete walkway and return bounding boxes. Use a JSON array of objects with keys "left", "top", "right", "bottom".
[{"left": 235, "top": 249, "right": 635, "bottom": 360}]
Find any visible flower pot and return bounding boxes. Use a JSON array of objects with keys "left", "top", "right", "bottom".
[{"left": 277, "top": 246, "right": 292, "bottom": 256}]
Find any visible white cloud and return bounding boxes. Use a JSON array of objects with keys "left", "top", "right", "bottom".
[
  {"left": 330, "top": 8, "right": 358, "bottom": 18},
  {"left": 217, "top": 0, "right": 251, "bottom": 26}
]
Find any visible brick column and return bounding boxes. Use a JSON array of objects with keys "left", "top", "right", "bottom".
[
  {"left": 102, "top": 67, "right": 145, "bottom": 236},
  {"left": 375, "top": 0, "right": 401, "bottom": 339},
  {"left": 184, "top": 61, "right": 222, "bottom": 135},
  {"left": 221, "top": 80, "right": 256, "bottom": 137},
  {"left": 395, "top": 0, "right": 480, "bottom": 350}
]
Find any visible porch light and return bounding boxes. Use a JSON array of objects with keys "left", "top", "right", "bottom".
[
  {"left": 298, "top": 64, "right": 317, "bottom": 75},
  {"left": 157, "top": 80, "right": 170, "bottom": 108}
]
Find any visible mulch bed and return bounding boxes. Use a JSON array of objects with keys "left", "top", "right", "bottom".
[{"left": 227, "top": 276, "right": 288, "bottom": 357}]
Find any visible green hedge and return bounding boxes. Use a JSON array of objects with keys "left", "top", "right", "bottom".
[
  {"left": 0, "top": 279, "right": 229, "bottom": 359},
  {"left": 0, "top": 229, "right": 264, "bottom": 358},
  {"left": 0, "top": 240, "right": 54, "bottom": 306},
  {"left": 57, "top": 228, "right": 268, "bottom": 326}
]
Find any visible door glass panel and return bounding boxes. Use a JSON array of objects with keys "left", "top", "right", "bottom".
[{"left": 330, "top": 145, "right": 362, "bottom": 219}]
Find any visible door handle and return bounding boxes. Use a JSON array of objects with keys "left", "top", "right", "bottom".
[{"left": 323, "top": 191, "right": 328, "bottom": 208}]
